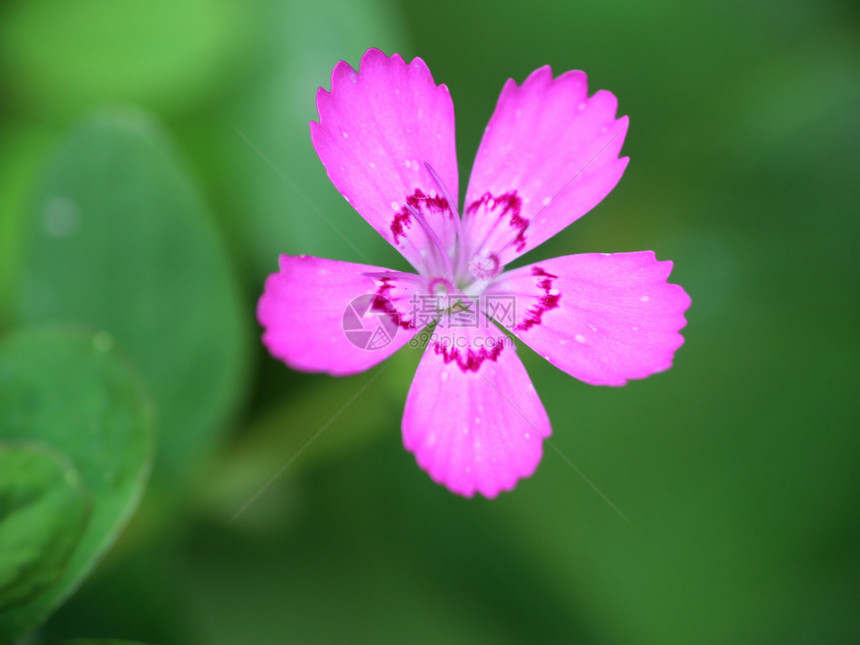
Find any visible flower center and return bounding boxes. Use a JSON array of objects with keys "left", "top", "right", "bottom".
[
  {"left": 467, "top": 251, "right": 501, "bottom": 280},
  {"left": 421, "top": 161, "right": 505, "bottom": 296},
  {"left": 428, "top": 277, "right": 452, "bottom": 299}
]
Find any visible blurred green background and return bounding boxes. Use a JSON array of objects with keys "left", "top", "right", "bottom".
[{"left": 0, "top": 0, "right": 858, "bottom": 643}]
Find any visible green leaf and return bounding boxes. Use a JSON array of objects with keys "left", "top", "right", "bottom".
[
  {"left": 15, "top": 110, "right": 250, "bottom": 482},
  {"left": 0, "top": 444, "right": 90, "bottom": 611},
  {"left": 0, "top": 326, "right": 153, "bottom": 641},
  {"left": 0, "top": 0, "right": 250, "bottom": 118}
]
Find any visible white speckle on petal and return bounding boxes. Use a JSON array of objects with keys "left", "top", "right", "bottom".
[
  {"left": 542, "top": 196, "right": 552, "bottom": 206},
  {"left": 601, "top": 252, "right": 611, "bottom": 257},
  {"left": 463, "top": 427, "right": 469, "bottom": 435},
  {"left": 391, "top": 201, "right": 399, "bottom": 210},
  {"left": 525, "top": 433, "right": 531, "bottom": 440},
  {"left": 475, "top": 417, "right": 481, "bottom": 425},
  {"left": 370, "top": 162, "right": 376, "bottom": 168},
  {"left": 640, "top": 295, "right": 650, "bottom": 302},
  {"left": 428, "top": 433, "right": 437, "bottom": 445},
  {"left": 318, "top": 269, "right": 329, "bottom": 275},
  {"left": 342, "top": 131, "right": 349, "bottom": 138},
  {"left": 578, "top": 102, "right": 587, "bottom": 111},
  {"left": 632, "top": 326, "right": 639, "bottom": 331},
  {"left": 441, "top": 371, "right": 449, "bottom": 382},
  {"left": 575, "top": 334, "right": 586, "bottom": 343},
  {"left": 588, "top": 324, "right": 597, "bottom": 332}
]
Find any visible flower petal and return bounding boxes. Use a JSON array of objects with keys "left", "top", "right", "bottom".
[
  {"left": 487, "top": 252, "right": 690, "bottom": 386},
  {"left": 258, "top": 255, "right": 422, "bottom": 375},
  {"left": 311, "top": 49, "right": 459, "bottom": 276},
  {"left": 402, "top": 314, "right": 551, "bottom": 498},
  {"left": 463, "top": 67, "right": 629, "bottom": 266}
]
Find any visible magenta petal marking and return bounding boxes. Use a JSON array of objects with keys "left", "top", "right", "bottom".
[
  {"left": 466, "top": 191, "right": 527, "bottom": 253},
  {"left": 514, "top": 267, "right": 560, "bottom": 331},
  {"left": 433, "top": 341, "right": 503, "bottom": 372},
  {"left": 392, "top": 188, "right": 450, "bottom": 245},
  {"left": 373, "top": 277, "right": 417, "bottom": 331}
]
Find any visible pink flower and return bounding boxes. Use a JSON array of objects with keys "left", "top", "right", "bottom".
[{"left": 258, "top": 49, "right": 690, "bottom": 498}]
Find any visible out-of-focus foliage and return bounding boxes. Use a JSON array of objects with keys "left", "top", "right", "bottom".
[
  {"left": 0, "top": 328, "right": 153, "bottom": 642},
  {"left": 54, "top": 641, "right": 153, "bottom": 645},
  {"left": 0, "top": 0, "right": 857, "bottom": 643},
  {"left": 0, "top": 0, "right": 249, "bottom": 119},
  {"left": 0, "top": 123, "right": 55, "bottom": 327},
  {"left": 179, "top": 0, "right": 410, "bottom": 279},
  {"left": 13, "top": 113, "right": 249, "bottom": 484}
]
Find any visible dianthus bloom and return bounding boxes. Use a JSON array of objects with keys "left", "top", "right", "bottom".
[{"left": 258, "top": 49, "right": 690, "bottom": 497}]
